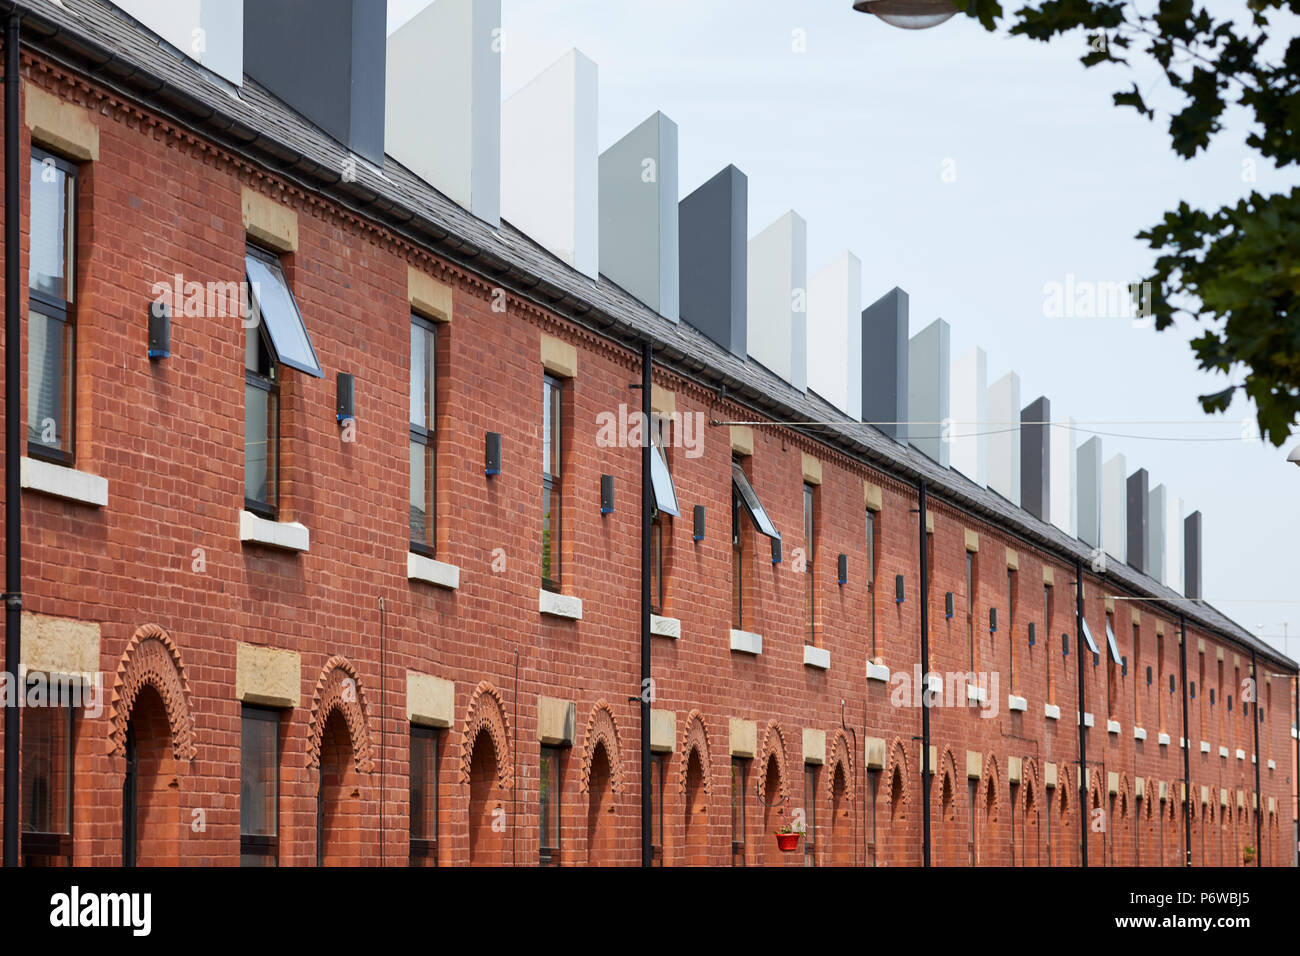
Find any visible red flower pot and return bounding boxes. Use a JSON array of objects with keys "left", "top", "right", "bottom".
[{"left": 775, "top": 832, "right": 801, "bottom": 852}]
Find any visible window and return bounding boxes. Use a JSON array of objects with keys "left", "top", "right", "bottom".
[
  {"left": 1133, "top": 625, "right": 1142, "bottom": 726},
  {"left": 541, "top": 376, "right": 563, "bottom": 591},
  {"left": 732, "top": 475, "right": 745, "bottom": 629},
  {"left": 731, "top": 758, "right": 748, "bottom": 866},
  {"left": 1007, "top": 568, "right": 1017, "bottom": 691},
  {"left": 1156, "top": 633, "right": 1165, "bottom": 731},
  {"left": 240, "top": 706, "right": 280, "bottom": 866},
  {"left": 965, "top": 550, "right": 976, "bottom": 670},
  {"left": 21, "top": 683, "right": 73, "bottom": 866},
  {"left": 866, "top": 509, "right": 879, "bottom": 657},
  {"left": 409, "top": 317, "right": 437, "bottom": 555},
  {"left": 539, "top": 745, "right": 562, "bottom": 865},
  {"left": 650, "top": 752, "right": 667, "bottom": 866},
  {"left": 1044, "top": 584, "right": 1054, "bottom": 704},
  {"left": 244, "top": 310, "right": 280, "bottom": 517},
  {"left": 1106, "top": 612, "right": 1118, "bottom": 717},
  {"left": 1198, "top": 651, "right": 1206, "bottom": 736},
  {"left": 27, "top": 149, "right": 77, "bottom": 465},
  {"left": 804, "top": 483, "right": 816, "bottom": 645},
  {"left": 803, "top": 765, "right": 817, "bottom": 867},
  {"left": 649, "top": 433, "right": 679, "bottom": 617},
  {"left": 409, "top": 727, "right": 439, "bottom": 866}
]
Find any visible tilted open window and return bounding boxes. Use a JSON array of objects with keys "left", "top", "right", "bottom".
[
  {"left": 730, "top": 462, "right": 779, "bottom": 539},
  {"left": 244, "top": 247, "right": 323, "bottom": 378},
  {"left": 1079, "top": 615, "right": 1100, "bottom": 656},
  {"left": 650, "top": 442, "right": 680, "bottom": 517},
  {"left": 1104, "top": 618, "right": 1123, "bottom": 665}
]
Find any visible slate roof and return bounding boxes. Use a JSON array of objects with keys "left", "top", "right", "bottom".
[{"left": 12, "top": 0, "right": 1293, "bottom": 671}]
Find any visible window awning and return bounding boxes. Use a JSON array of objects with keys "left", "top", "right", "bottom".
[
  {"left": 1105, "top": 619, "right": 1123, "bottom": 664},
  {"left": 731, "top": 462, "right": 779, "bottom": 539},
  {"left": 650, "top": 443, "right": 680, "bottom": 517},
  {"left": 1079, "top": 615, "right": 1100, "bottom": 656},
  {"left": 245, "top": 250, "right": 323, "bottom": 378}
]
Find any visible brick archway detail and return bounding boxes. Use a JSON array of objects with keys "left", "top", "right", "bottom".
[
  {"left": 1021, "top": 757, "right": 1042, "bottom": 818},
  {"left": 580, "top": 700, "right": 624, "bottom": 794},
  {"left": 308, "top": 656, "right": 375, "bottom": 773},
  {"left": 678, "top": 710, "right": 712, "bottom": 796},
  {"left": 459, "top": 680, "right": 513, "bottom": 789},
  {"left": 885, "top": 737, "right": 911, "bottom": 814},
  {"left": 825, "top": 729, "right": 855, "bottom": 802},
  {"left": 109, "top": 623, "right": 197, "bottom": 761},
  {"left": 755, "top": 720, "right": 790, "bottom": 804},
  {"left": 981, "top": 754, "right": 1001, "bottom": 821}
]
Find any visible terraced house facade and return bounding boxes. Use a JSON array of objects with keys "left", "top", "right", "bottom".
[{"left": 0, "top": 0, "right": 1294, "bottom": 868}]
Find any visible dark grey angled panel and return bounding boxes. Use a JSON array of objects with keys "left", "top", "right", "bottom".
[
  {"left": 244, "top": 0, "right": 386, "bottom": 166},
  {"left": 1184, "top": 511, "right": 1202, "bottom": 600},
  {"left": 679, "top": 165, "right": 747, "bottom": 357},
  {"left": 1127, "top": 468, "right": 1149, "bottom": 573},
  {"left": 1021, "top": 396, "right": 1050, "bottom": 521},
  {"left": 861, "top": 287, "right": 908, "bottom": 443}
]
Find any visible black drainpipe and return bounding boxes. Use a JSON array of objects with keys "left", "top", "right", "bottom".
[
  {"left": 1179, "top": 614, "right": 1191, "bottom": 866},
  {"left": 639, "top": 341, "right": 652, "bottom": 867},
  {"left": 3, "top": 10, "right": 22, "bottom": 870},
  {"left": 1074, "top": 560, "right": 1087, "bottom": 868},
  {"left": 1250, "top": 649, "right": 1261, "bottom": 866},
  {"left": 918, "top": 481, "right": 931, "bottom": 867}
]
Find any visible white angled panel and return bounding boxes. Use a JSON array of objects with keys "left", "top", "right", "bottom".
[
  {"left": 502, "top": 49, "right": 599, "bottom": 278},
  {"left": 986, "top": 371, "right": 1021, "bottom": 505},
  {"left": 1101, "top": 452, "right": 1127, "bottom": 562},
  {"left": 746, "top": 211, "right": 808, "bottom": 392},
  {"left": 387, "top": 0, "right": 501, "bottom": 225},
  {"left": 949, "top": 346, "right": 987, "bottom": 487},
  {"left": 807, "top": 251, "right": 862, "bottom": 417}
]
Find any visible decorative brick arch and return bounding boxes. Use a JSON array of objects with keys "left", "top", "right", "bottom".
[
  {"left": 980, "top": 754, "right": 1001, "bottom": 822},
  {"left": 459, "top": 680, "right": 513, "bottom": 789},
  {"left": 1118, "top": 774, "right": 1132, "bottom": 820},
  {"left": 307, "top": 656, "right": 375, "bottom": 773},
  {"left": 934, "top": 746, "right": 959, "bottom": 821},
  {"left": 885, "top": 736, "right": 911, "bottom": 814},
  {"left": 579, "top": 700, "right": 625, "bottom": 794},
  {"left": 755, "top": 720, "right": 789, "bottom": 804},
  {"left": 1021, "top": 758, "right": 1042, "bottom": 819},
  {"left": 1087, "top": 767, "right": 1105, "bottom": 812},
  {"left": 109, "top": 623, "right": 197, "bottom": 760},
  {"left": 824, "top": 729, "right": 854, "bottom": 803},
  {"left": 678, "top": 709, "right": 712, "bottom": 796}
]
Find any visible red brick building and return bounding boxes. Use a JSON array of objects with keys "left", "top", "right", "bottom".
[{"left": 0, "top": 0, "right": 1294, "bottom": 868}]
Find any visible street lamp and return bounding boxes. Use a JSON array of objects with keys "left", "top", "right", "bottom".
[{"left": 852, "top": 0, "right": 958, "bottom": 30}]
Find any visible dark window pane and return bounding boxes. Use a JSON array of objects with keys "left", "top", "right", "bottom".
[
  {"left": 240, "top": 710, "right": 278, "bottom": 839},
  {"left": 410, "top": 439, "right": 434, "bottom": 551},
  {"left": 245, "top": 381, "right": 277, "bottom": 509},
  {"left": 542, "top": 480, "right": 561, "bottom": 589},
  {"left": 410, "top": 730, "right": 437, "bottom": 843},
  {"left": 650, "top": 518, "right": 663, "bottom": 614},
  {"left": 27, "top": 308, "right": 72, "bottom": 454},
  {"left": 540, "top": 746, "right": 561, "bottom": 863},
  {"left": 29, "top": 155, "right": 71, "bottom": 301},
  {"left": 21, "top": 699, "right": 71, "bottom": 836}
]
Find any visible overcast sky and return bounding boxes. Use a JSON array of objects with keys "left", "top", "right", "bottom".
[{"left": 389, "top": 0, "right": 1300, "bottom": 663}]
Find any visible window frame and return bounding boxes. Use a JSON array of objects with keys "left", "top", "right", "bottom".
[
  {"left": 650, "top": 512, "right": 664, "bottom": 616},
  {"left": 866, "top": 508, "right": 879, "bottom": 658},
  {"left": 409, "top": 314, "right": 438, "bottom": 557},
  {"left": 539, "top": 744, "right": 563, "bottom": 866},
  {"left": 803, "top": 764, "right": 817, "bottom": 867},
  {"left": 409, "top": 725, "right": 439, "bottom": 865},
  {"left": 243, "top": 316, "right": 280, "bottom": 520},
  {"left": 26, "top": 147, "right": 78, "bottom": 468},
  {"left": 20, "top": 682, "right": 74, "bottom": 865},
  {"left": 541, "top": 375, "right": 563, "bottom": 592},
  {"left": 731, "top": 757, "right": 748, "bottom": 866},
  {"left": 731, "top": 467, "right": 745, "bottom": 630},
  {"left": 804, "top": 482, "right": 816, "bottom": 646},
  {"left": 239, "top": 705, "right": 281, "bottom": 866}
]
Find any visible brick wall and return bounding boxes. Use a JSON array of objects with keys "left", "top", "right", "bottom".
[{"left": 0, "top": 55, "right": 1292, "bottom": 867}]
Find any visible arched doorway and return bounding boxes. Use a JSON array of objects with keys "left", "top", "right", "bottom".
[
  {"left": 467, "top": 727, "right": 504, "bottom": 865},
  {"left": 682, "top": 748, "right": 708, "bottom": 866},
  {"left": 585, "top": 742, "right": 615, "bottom": 864},
  {"left": 829, "top": 761, "right": 852, "bottom": 866},
  {"left": 317, "top": 709, "right": 362, "bottom": 866},
  {"left": 122, "top": 685, "right": 180, "bottom": 866},
  {"left": 111, "top": 626, "right": 197, "bottom": 868}
]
